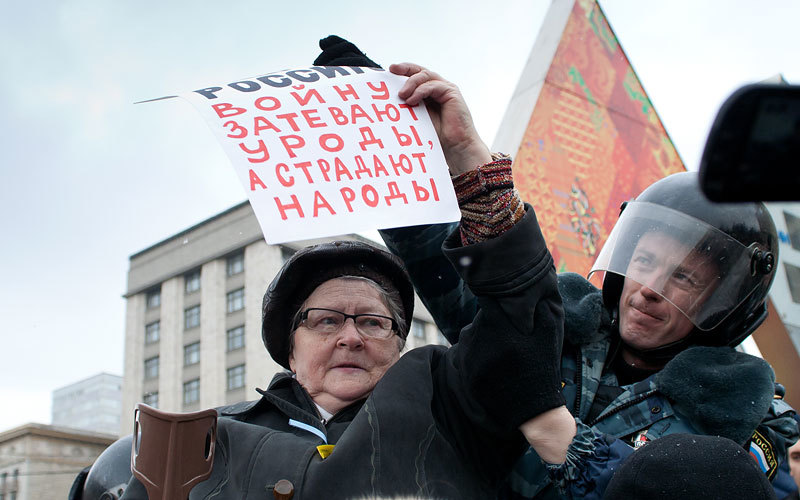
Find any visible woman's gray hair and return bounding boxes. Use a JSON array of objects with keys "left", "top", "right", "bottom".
[{"left": 289, "top": 275, "right": 407, "bottom": 355}]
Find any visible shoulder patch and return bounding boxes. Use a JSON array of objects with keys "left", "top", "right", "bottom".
[{"left": 748, "top": 429, "right": 778, "bottom": 480}]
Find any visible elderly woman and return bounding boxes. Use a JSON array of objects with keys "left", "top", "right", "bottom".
[{"left": 76, "top": 59, "right": 573, "bottom": 499}]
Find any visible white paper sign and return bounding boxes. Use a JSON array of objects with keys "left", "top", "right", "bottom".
[{"left": 179, "top": 66, "right": 460, "bottom": 244}]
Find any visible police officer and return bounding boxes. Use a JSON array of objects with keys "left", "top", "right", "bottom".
[{"left": 380, "top": 172, "right": 799, "bottom": 498}]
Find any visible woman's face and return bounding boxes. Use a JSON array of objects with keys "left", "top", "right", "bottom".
[{"left": 288, "top": 278, "right": 401, "bottom": 415}]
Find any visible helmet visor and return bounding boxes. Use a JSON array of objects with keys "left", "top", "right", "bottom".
[{"left": 589, "top": 202, "right": 760, "bottom": 331}]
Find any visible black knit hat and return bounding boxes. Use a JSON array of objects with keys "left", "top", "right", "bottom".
[
  {"left": 603, "top": 433, "right": 776, "bottom": 499},
  {"left": 261, "top": 240, "right": 414, "bottom": 369}
]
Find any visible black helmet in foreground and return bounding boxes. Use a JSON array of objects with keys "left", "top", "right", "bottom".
[
  {"left": 590, "top": 171, "right": 778, "bottom": 352},
  {"left": 73, "top": 435, "right": 133, "bottom": 499},
  {"left": 262, "top": 240, "right": 415, "bottom": 369}
]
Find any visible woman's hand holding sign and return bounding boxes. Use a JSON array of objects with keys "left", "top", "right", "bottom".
[
  {"left": 390, "top": 63, "right": 492, "bottom": 175},
  {"left": 393, "top": 61, "right": 576, "bottom": 465}
]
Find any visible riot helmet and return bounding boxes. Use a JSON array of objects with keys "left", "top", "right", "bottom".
[
  {"left": 79, "top": 435, "right": 133, "bottom": 499},
  {"left": 589, "top": 172, "right": 777, "bottom": 350}
]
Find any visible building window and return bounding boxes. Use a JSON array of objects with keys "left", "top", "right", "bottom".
[
  {"left": 143, "top": 392, "right": 159, "bottom": 408},
  {"left": 227, "top": 325, "right": 245, "bottom": 352},
  {"left": 227, "top": 252, "right": 244, "bottom": 276},
  {"left": 184, "top": 305, "right": 200, "bottom": 329},
  {"left": 146, "top": 288, "right": 161, "bottom": 309},
  {"left": 784, "top": 211, "right": 800, "bottom": 251},
  {"left": 9, "top": 470, "right": 17, "bottom": 500},
  {"left": 183, "top": 379, "right": 200, "bottom": 405},
  {"left": 227, "top": 288, "right": 245, "bottom": 313},
  {"left": 184, "top": 342, "right": 200, "bottom": 366},
  {"left": 411, "top": 320, "right": 426, "bottom": 339},
  {"left": 144, "top": 357, "right": 159, "bottom": 380},
  {"left": 227, "top": 364, "right": 245, "bottom": 391},
  {"left": 185, "top": 269, "right": 201, "bottom": 294},
  {"left": 785, "top": 262, "right": 800, "bottom": 303},
  {"left": 145, "top": 321, "right": 160, "bottom": 344}
]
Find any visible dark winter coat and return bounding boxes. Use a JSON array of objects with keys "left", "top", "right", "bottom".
[{"left": 81, "top": 206, "right": 565, "bottom": 500}]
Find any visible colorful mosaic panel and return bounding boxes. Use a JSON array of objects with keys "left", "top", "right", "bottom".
[{"left": 513, "top": 0, "right": 685, "bottom": 276}]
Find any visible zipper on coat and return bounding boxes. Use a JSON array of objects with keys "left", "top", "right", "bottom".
[{"left": 588, "top": 392, "right": 654, "bottom": 427}]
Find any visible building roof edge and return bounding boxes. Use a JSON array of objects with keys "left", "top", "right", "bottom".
[{"left": 128, "top": 200, "right": 251, "bottom": 260}]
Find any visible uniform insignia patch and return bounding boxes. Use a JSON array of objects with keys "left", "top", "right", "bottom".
[
  {"left": 632, "top": 430, "right": 649, "bottom": 449},
  {"left": 748, "top": 429, "right": 778, "bottom": 479}
]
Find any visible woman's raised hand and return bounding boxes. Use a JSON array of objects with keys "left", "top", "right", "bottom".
[{"left": 390, "top": 63, "right": 492, "bottom": 175}]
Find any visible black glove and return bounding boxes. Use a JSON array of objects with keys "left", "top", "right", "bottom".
[{"left": 313, "top": 35, "right": 382, "bottom": 68}]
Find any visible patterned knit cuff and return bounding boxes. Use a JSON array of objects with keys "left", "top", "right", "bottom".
[
  {"left": 451, "top": 154, "right": 513, "bottom": 204},
  {"left": 451, "top": 153, "right": 524, "bottom": 245}
]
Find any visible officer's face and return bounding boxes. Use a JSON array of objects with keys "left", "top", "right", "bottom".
[
  {"left": 789, "top": 440, "right": 800, "bottom": 489},
  {"left": 618, "top": 232, "right": 716, "bottom": 353},
  {"left": 289, "top": 278, "right": 401, "bottom": 415}
]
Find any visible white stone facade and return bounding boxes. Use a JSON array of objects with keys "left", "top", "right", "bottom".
[
  {"left": 765, "top": 203, "right": 800, "bottom": 353},
  {"left": 0, "top": 423, "right": 115, "bottom": 500}
]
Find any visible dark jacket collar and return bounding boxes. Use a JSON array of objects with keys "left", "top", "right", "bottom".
[{"left": 219, "top": 371, "right": 366, "bottom": 432}]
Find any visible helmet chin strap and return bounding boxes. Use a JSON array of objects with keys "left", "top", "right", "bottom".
[{"left": 611, "top": 307, "right": 697, "bottom": 365}]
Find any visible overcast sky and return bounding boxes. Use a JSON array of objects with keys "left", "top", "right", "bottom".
[{"left": 2, "top": 0, "right": 799, "bottom": 432}]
